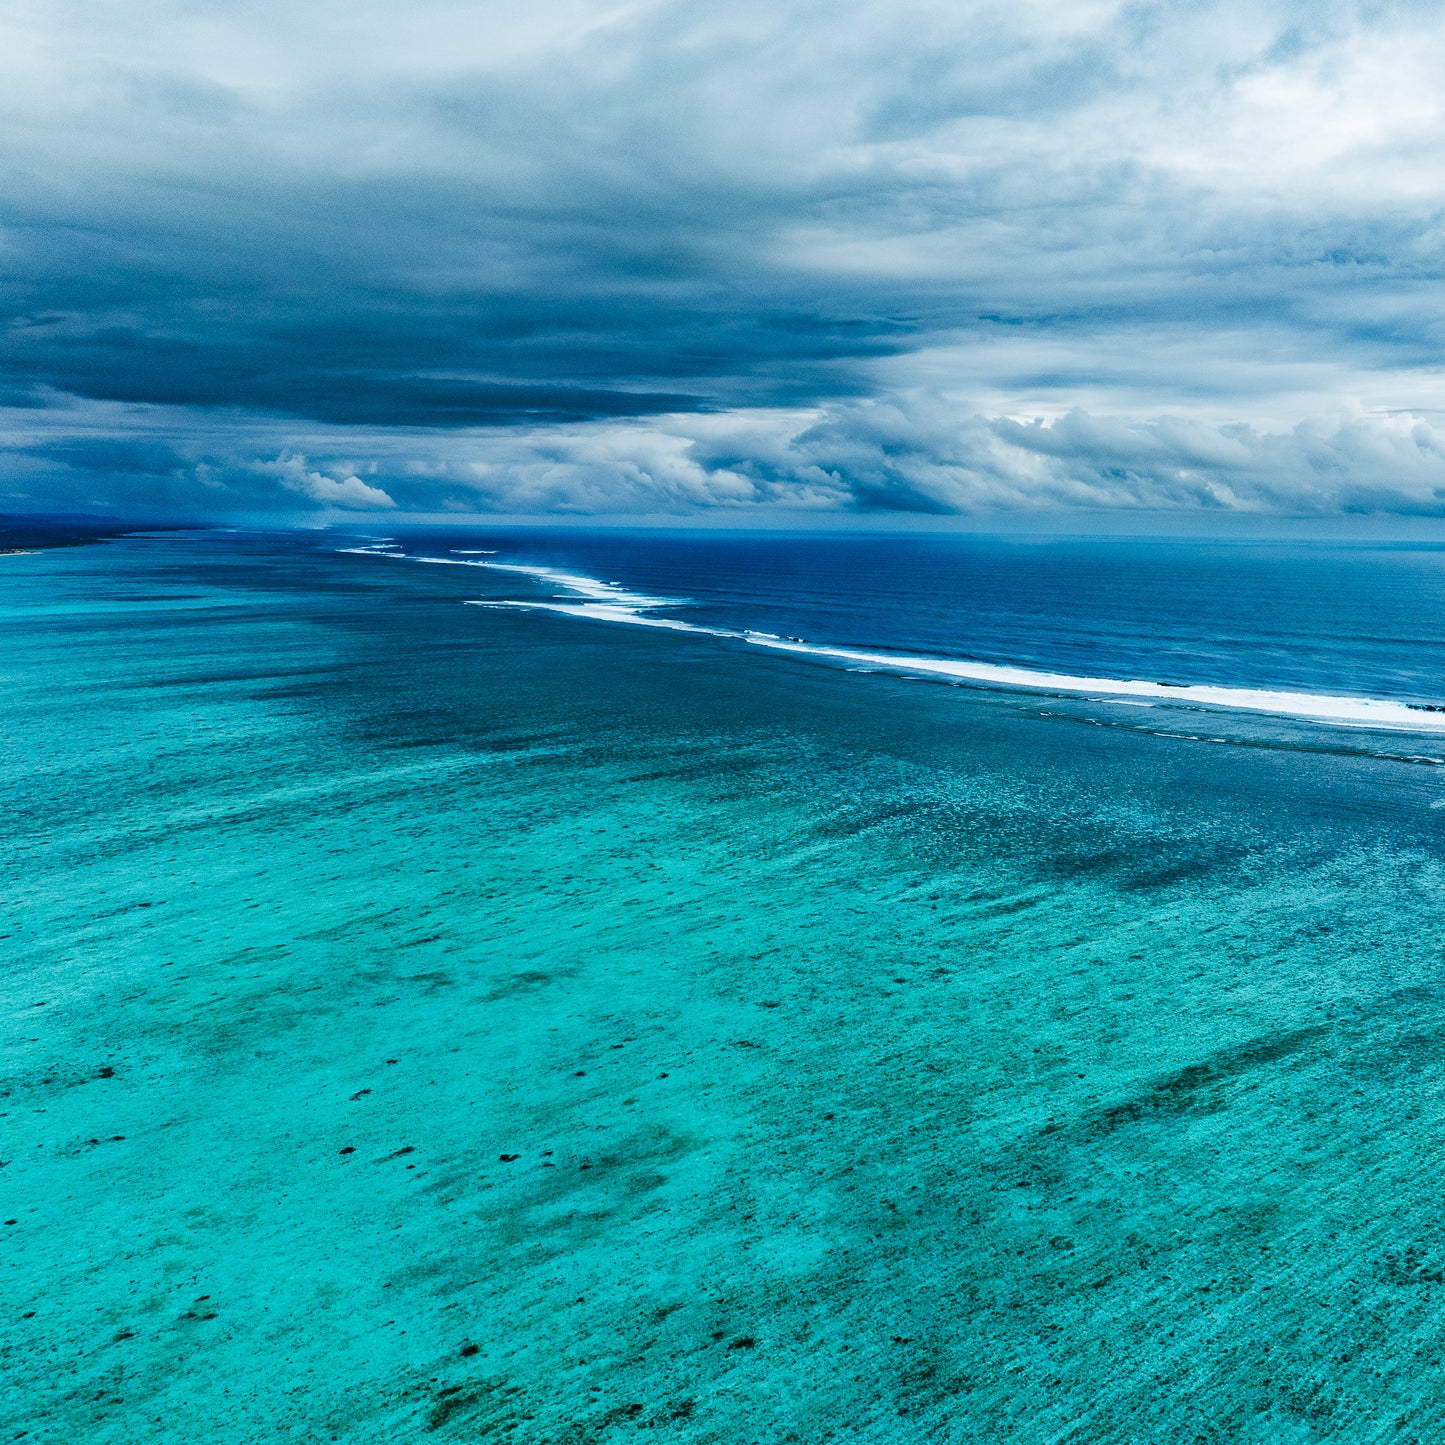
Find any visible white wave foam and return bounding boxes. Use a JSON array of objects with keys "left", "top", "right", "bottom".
[
  {"left": 463, "top": 561, "right": 1445, "bottom": 734},
  {"left": 339, "top": 545, "right": 671, "bottom": 608},
  {"left": 436, "top": 557, "right": 682, "bottom": 611},
  {"left": 743, "top": 638, "right": 1445, "bottom": 732},
  {"left": 469, "top": 598, "right": 731, "bottom": 637}
]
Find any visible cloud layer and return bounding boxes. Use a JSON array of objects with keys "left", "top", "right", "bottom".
[{"left": 5, "top": 0, "right": 1445, "bottom": 518}]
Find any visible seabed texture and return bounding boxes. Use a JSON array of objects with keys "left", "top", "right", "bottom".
[{"left": 6, "top": 534, "right": 1445, "bottom": 1442}]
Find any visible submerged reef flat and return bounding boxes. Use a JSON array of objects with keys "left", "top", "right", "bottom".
[{"left": 7, "top": 533, "right": 1445, "bottom": 1442}]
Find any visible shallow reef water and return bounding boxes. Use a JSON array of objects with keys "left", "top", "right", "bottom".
[{"left": 6, "top": 531, "right": 1445, "bottom": 1442}]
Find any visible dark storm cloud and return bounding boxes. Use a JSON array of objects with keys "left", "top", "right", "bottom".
[{"left": 5, "top": 0, "right": 1445, "bottom": 515}]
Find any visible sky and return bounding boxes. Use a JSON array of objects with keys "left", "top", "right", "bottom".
[{"left": 5, "top": 0, "right": 1445, "bottom": 523}]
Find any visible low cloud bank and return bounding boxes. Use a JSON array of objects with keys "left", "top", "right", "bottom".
[{"left": 7, "top": 398, "right": 1445, "bottom": 521}]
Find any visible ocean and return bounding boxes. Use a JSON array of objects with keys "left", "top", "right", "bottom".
[{"left": 7, "top": 525, "right": 1445, "bottom": 1442}]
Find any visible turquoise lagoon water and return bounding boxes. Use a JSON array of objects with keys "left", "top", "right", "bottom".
[{"left": 7, "top": 529, "right": 1445, "bottom": 1442}]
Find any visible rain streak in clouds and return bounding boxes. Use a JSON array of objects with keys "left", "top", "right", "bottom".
[{"left": 6, "top": 0, "right": 1445, "bottom": 520}]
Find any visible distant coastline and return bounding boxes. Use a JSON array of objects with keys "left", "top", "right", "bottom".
[{"left": 0, "top": 514, "right": 177, "bottom": 554}]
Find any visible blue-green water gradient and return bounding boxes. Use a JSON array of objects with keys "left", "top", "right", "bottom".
[{"left": 7, "top": 530, "right": 1445, "bottom": 1442}]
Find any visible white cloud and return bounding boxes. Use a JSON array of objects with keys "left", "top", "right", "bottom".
[
  {"left": 262, "top": 454, "right": 396, "bottom": 508},
  {"left": 243, "top": 400, "right": 1445, "bottom": 518},
  {"left": 11, "top": 395, "right": 1445, "bottom": 519}
]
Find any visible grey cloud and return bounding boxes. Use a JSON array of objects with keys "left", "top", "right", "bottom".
[
  {"left": 5, "top": 1, "right": 1445, "bottom": 515},
  {"left": 9, "top": 395, "right": 1444, "bottom": 520}
]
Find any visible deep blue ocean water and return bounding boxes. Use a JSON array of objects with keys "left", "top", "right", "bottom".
[
  {"left": 8, "top": 526, "right": 1445, "bottom": 1442},
  {"left": 388, "top": 527, "right": 1445, "bottom": 702},
  {"left": 370, "top": 527, "right": 1445, "bottom": 754}
]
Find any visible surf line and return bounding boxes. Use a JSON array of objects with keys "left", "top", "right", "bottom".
[{"left": 357, "top": 551, "right": 1445, "bottom": 734}]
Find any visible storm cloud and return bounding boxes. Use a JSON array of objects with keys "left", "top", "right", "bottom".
[{"left": 6, "top": 0, "right": 1445, "bottom": 518}]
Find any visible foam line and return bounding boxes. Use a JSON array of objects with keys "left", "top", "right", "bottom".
[
  {"left": 354, "top": 547, "right": 1445, "bottom": 734},
  {"left": 431, "top": 557, "right": 680, "bottom": 609},
  {"left": 743, "top": 637, "right": 1445, "bottom": 731}
]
